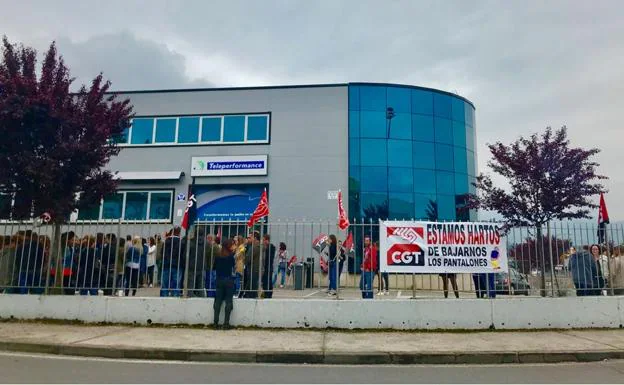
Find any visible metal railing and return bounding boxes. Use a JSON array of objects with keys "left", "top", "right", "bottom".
[{"left": 0, "top": 219, "right": 622, "bottom": 299}]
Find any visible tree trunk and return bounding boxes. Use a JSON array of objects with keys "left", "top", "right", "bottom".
[{"left": 47, "top": 222, "right": 63, "bottom": 295}]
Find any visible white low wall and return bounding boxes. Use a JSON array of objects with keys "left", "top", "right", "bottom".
[{"left": 1, "top": 295, "right": 623, "bottom": 330}]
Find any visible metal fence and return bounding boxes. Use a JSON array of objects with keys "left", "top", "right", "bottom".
[{"left": 0, "top": 219, "right": 622, "bottom": 299}]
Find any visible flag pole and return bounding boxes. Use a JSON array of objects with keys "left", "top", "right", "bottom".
[{"left": 182, "top": 178, "right": 195, "bottom": 298}]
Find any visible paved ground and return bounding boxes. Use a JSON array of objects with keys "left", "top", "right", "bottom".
[
  {"left": 2, "top": 352, "right": 624, "bottom": 383},
  {"left": 1, "top": 322, "right": 624, "bottom": 365}
]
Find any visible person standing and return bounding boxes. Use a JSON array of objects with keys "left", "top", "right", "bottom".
[
  {"left": 590, "top": 244, "right": 607, "bottom": 296},
  {"left": 262, "top": 234, "right": 276, "bottom": 298},
  {"left": 569, "top": 246, "right": 601, "bottom": 296},
  {"left": 272, "top": 242, "right": 288, "bottom": 288},
  {"left": 205, "top": 234, "right": 221, "bottom": 298},
  {"left": 161, "top": 227, "right": 185, "bottom": 297},
  {"left": 327, "top": 235, "right": 338, "bottom": 296},
  {"left": 234, "top": 235, "right": 247, "bottom": 297},
  {"left": 124, "top": 237, "right": 143, "bottom": 297},
  {"left": 608, "top": 247, "right": 624, "bottom": 295},
  {"left": 244, "top": 232, "right": 262, "bottom": 298},
  {"left": 213, "top": 238, "right": 236, "bottom": 329},
  {"left": 146, "top": 237, "right": 157, "bottom": 288},
  {"left": 188, "top": 226, "right": 208, "bottom": 298},
  {"left": 439, "top": 273, "right": 460, "bottom": 298},
  {"left": 360, "top": 236, "right": 377, "bottom": 299}
]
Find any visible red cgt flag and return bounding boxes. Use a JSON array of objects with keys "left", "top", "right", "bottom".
[
  {"left": 337, "top": 190, "right": 350, "bottom": 230},
  {"left": 247, "top": 189, "right": 269, "bottom": 228},
  {"left": 598, "top": 192, "right": 610, "bottom": 225},
  {"left": 343, "top": 231, "right": 354, "bottom": 251}
]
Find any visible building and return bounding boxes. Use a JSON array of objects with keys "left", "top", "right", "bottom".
[{"left": 74, "top": 82, "right": 477, "bottom": 226}]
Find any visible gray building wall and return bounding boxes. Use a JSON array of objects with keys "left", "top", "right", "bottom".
[{"left": 108, "top": 85, "right": 349, "bottom": 224}]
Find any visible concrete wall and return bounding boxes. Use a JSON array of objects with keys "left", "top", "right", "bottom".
[{"left": 2, "top": 295, "right": 622, "bottom": 330}]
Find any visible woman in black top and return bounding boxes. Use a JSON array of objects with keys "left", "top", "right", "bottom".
[
  {"left": 213, "top": 238, "right": 236, "bottom": 329},
  {"left": 327, "top": 234, "right": 338, "bottom": 296}
]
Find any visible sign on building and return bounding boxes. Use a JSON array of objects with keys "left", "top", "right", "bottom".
[
  {"left": 379, "top": 221, "right": 508, "bottom": 274},
  {"left": 191, "top": 155, "right": 268, "bottom": 177}
]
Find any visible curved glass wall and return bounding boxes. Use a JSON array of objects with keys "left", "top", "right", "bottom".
[{"left": 349, "top": 84, "right": 477, "bottom": 222}]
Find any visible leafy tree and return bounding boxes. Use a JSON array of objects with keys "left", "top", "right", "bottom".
[
  {"left": 470, "top": 126, "right": 606, "bottom": 295},
  {"left": 0, "top": 37, "right": 133, "bottom": 222}
]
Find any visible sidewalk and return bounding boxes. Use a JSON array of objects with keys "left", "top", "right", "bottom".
[{"left": 1, "top": 322, "right": 624, "bottom": 365}]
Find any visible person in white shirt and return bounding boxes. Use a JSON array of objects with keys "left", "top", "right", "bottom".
[{"left": 147, "top": 237, "right": 157, "bottom": 288}]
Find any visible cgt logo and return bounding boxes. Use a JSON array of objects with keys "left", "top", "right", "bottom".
[
  {"left": 387, "top": 226, "right": 424, "bottom": 244},
  {"left": 387, "top": 243, "right": 425, "bottom": 266}
]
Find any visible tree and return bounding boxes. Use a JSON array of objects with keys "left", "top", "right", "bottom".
[
  {"left": 470, "top": 126, "right": 606, "bottom": 295},
  {"left": 0, "top": 37, "right": 133, "bottom": 223}
]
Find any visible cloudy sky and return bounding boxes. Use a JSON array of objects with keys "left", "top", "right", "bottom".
[{"left": 2, "top": 0, "right": 623, "bottom": 220}]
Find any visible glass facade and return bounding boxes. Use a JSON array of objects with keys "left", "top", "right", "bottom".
[{"left": 349, "top": 84, "right": 477, "bottom": 222}]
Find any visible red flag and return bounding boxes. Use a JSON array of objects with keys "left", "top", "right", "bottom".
[
  {"left": 216, "top": 226, "right": 222, "bottom": 243},
  {"left": 247, "top": 189, "right": 269, "bottom": 227},
  {"left": 598, "top": 192, "right": 610, "bottom": 225},
  {"left": 337, "top": 190, "right": 350, "bottom": 230},
  {"left": 181, "top": 194, "right": 197, "bottom": 231},
  {"left": 343, "top": 231, "right": 354, "bottom": 251}
]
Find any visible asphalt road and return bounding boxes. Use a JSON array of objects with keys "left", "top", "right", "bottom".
[{"left": 1, "top": 352, "right": 624, "bottom": 384}]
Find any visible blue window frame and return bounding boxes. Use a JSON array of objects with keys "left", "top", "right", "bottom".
[
  {"left": 451, "top": 98, "right": 465, "bottom": 122},
  {"left": 388, "top": 140, "right": 412, "bottom": 167},
  {"left": 349, "top": 110, "right": 360, "bottom": 137},
  {"left": 101, "top": 193, "right": 123, "bottom": 220},
  {"left": 389, "top": 113, "right": 411, "bottom": 140},
  {"left": 360, "top": 167, "right": 388, "bottom": 192},
  {"left": 433, "top": 93, "right": 452, "bottom": 119},
  {"left": 223, "top": 116, "right": 245, "bottom": 142},
  {"left": 359, "top": 86, "right": 386, "bottom": 111},
  {"left": 434, "top": 118, "right": 453, "bottom": 145},
  {"left": 130, "top": 118, "right": 153, "bottom": 144},
  {"left": 387, "top": 87, "right": 411, "bottom": 113},
  {"left": 360, "top": 111, "right": 386, "bottom": 138},
  {"left": 178, "top": 117, "right": 200, "bottom": 143},
  {"left": 414, "top": 194, "right": 437, "bottom": 220},
  {"left": 412, "top": 114, "right": 434, "bottom": 142},
  {"left": 155, "top": 118, "right": 176, "bottom": 143},
  {"left": 453, "top": 147, "right": 468, "bottom": 174},
  {"left": 413, "top": 141, "right": 436, "bottom": 170},
  {"left": 389, "top": 167, "right": 413, "bottom": 193},
  {"left": 247, "top": 116, "right": 268, "bottom": 141},
  {"left": 413, "top": 169, "right": 436, "bottom": 194},
  {"left": 349, "top": 139, "right": 360, "bottom": 166},
  {"left": 437, "top": 194, "right": 456, "bottom": 220},
  {"left": 360, "top": 139, "right": 387, "bottom": 166},
  {"left": 411, "top": 89, "right": 433, "bottom": 115},
  {"left": 389, "top": 192, "right": 414, "bottom": 220},
  {"left": 201, "top": 117, "right": 221, "bottom": 142},
  {"left": 452, "top": 121, "right": 467, "bottom": 149},
  {"left": 124, "top": 192, "right": 148, "bottom": 220},
  {"left": 436, "top": 171, "right": 455, "bottom": 195},
  {"left": 435, "top": 143, "right": 454, "bottom": 171}
]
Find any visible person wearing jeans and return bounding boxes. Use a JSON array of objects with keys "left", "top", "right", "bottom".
[
  {"left": 360, "top": 236, "right": 377, "bottom": 299},
  {"left": 160, "top": 227, "right": 185, "bottom": 297},
  {"left": 327, "top": 235, "right": 338, "bottom": 296},
  {"left": 273, "top": 242, "right": 288, "bottom": 288},
  {"left": 124, "top": 237, "right": 143, "bottom": 297},
  {"left": 213, "top": 239, "right": 236, "bottom": 329}
]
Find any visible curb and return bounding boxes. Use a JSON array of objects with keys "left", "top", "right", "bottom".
[{"left": 0, "top": 341, "right": 623, "bottom": 365}]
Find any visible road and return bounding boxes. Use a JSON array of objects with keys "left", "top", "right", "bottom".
[{"left": 1, "top": 352, "right": 624, "bottom": 384}]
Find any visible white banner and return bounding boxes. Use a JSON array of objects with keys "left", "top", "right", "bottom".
[
  {"left": 191, "top": 155, "right": 268, "bottom": 177},
  {"left": 380, "top": 221, "right": 508, "bottom": 274}
]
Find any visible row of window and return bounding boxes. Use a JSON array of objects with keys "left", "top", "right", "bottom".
[
  {"left": 351, "top": 166, "right": 476, "bottom": 195},
  {"left": 355, "top": 192, "right": 473, "bottom": 222},
  {"left": 349, "top": 139, "right": 476, "bottom": 176},
  {"left": 117, "top": 114, "right": 270, "bottom": 146},
  {"left": 349, "top": 85, "right": 475, "bottom": 127},
  {"left": 349, "top": 111, "right": 476, "bottom": 150},
  {"left": 77, "top": 191, "right": 173, "bottom": 222}
]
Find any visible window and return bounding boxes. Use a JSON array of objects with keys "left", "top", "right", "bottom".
[
  {"left": 451, "top": 98, "right": 465, "bottom": 122},
  {"left": 247, "top": 116, "right": 269, "bottom": 141},
  {"left": 360, "top": 192, "right": 388, "bottom": 219},
  {"left": 360, "top": 139, "right": 387, "bottom": 167},
  {"left": 155, "top": 118, "right": 176, "bottom": 143},
  {"left": 360, "top": 111, "right": 386, "bottom": 138},
  {"left": 349, "top": 86, "right": 360, "bottom": 110},
  {"left": 388, "top": 140, "right": 412, "bottom": 167},
  {"left": 454, "top": 172, "right": 469, "bottom": 194},
  {"left": 77, "top": 191, "right": 173, "bottom": 222},
  {"left": 453, "top": 121, "right": 467, "bottom": 149},
  {"left": 465, "top": 103, "right": 475, "bottom": 127},
  {"left": 130, "top": 118, "right": 154, "bottom": 144},
  {"left": 434, "top": 118, "right": 453, "bottom": 145},
  {"left": 124, "top": 113, "right": 270, "bottom": 146},
  {"left": 112, "top": 127, "right": 129, "bottom": 144},
  {"left": 437, "top": 194, "right": 456, "bottom": 220},
  {"left": 466, "top": 123, "right": 476, "bottom": 151},
  {"left": 223, "top": 116, "right": 245, "bottom": 142},
  {"left": 389, "top": 167, "right": 413, "bottom": 192},
  {"left": 435, "top": 143, "right": 454, "bottom": 171},
  {"left": 412, "top": 114, "right": 434, "bottom": 142},
  {"left": 411, "top": 89, "right": 433, "bottom": 115},
  {"left": 349, "top": 139, "right": 360, "bottom": 166},
  {"left": 124, "top": 192, "right": 149, "bottom": 220},
  {"left": 414, "top": 194, "right": 437, "bottom": 220},
  {"left": 436, "top": 171, "right": 455, "bottom": 195},
  {"left": 454, "top": 147, "right": 468, "bottom": 174},
  {"left": 389, "top": 192, "right": 414, "bottom": 220},
  {"left": 349, "top": 110, "right": 360, "bottom": 137},
  {"left": 389, "top": 113, "right": 411, "bottom": 140},
  {"left": 102, "top": 193, "right": 123, "bottom": 219},
  {"left": 433, "top": 93, "right": 452, "bottom": 119},
  {"left": 387, "top": 87, "right": 411, "bottom": 113},
  {"left": 413, "top": 169, "right": 436, "bottom": 194},
  {"left": 178, "top": 117, "right": 200, "bottom": 143},
  {"left": 467, "top": 150, "right": 477, "bottom": 176},
  {"left": 413, "top": 141, "right": 435, "bottom": 170},
  {"left": 360, "top": 167, "right": 388, "bottom": 192},
  {"left": 359, "top": 86, "right": 386, "bottom": 111},
  {"left": 201, "top": 117, "right": 222, "bottom": 142}
]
